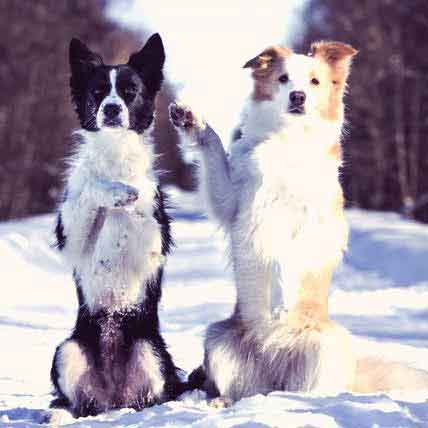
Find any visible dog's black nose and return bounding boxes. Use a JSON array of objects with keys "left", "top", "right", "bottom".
[
  {"left": 104, "top": 104, "right": 122, "bottom": 118},
  {"left": 289, "top": 91, "right": 306, "bottom": 106}
]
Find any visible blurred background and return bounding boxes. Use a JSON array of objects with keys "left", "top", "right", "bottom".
[{"left": 1, "top": 0, "right": 427, "bottom": 223}]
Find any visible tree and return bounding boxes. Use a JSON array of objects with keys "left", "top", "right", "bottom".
[{"left": 295, "top": 0, "right": 428, "bottom": 222}]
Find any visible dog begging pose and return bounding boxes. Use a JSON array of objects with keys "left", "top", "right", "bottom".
[
  {"left": 170, "top": 41, "right": 358, "bottom": 401},
  {"left": 171, "top": 41, "right": 428, "bottom": 404},
  {"left": 49, "top": 34, "right": 184, "bottom": 419}
]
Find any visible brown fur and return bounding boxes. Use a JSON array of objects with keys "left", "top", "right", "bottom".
[
  {"left": 309, "top": 41, "right": 358, "bottom": 82},
  {"left": 290, "top": 266, "right": 334, "bottom": 327},
  {"left": 329, "top": 142, "right": 342, "bottom": 161},
  {"left": 243, "top": 46, "right": 292, "bottom": 101},
  {"left": 244, "top": 41, "right": 357, "bottom": 121}
]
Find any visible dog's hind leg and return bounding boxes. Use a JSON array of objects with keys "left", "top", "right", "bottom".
[
  {"left": 169, "top": 102, "right": 237, "bottom": 226},
  {"left": 124, "top": 340, "right": 166, "bottom": 410},
  {"left": 310, "top": 322, "right": 356, "bottom": 393},
  {"left": 203, "top": 315, "right": 268, "bottom": 402},
  {"left": 51, "top": 339, "right": 103, "bottom": 418},
  {"left": 42, "top": 407, "right": 74, "bottom": 426},
  {"left": 283, "top": 266, "right": 356, "bottom": 393},
  {"left": 186, "top": 365, "right": 233, "bottom": 408}
]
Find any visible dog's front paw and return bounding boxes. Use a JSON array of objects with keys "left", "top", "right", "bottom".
[
  {"left": 208, "top": 396, "right": 234, "bottom": 409},
  {"left": 42, "top": 408, "right": 74, "bottom": 425},
  {"left": 131, "top": 391, "right": 160, "bottom": 411},
  {"left": 169, "top": 102, "right": 206, "bottom": 137},
  {"left": 110, "top": 182, "right": 139, "bottom": 208}
]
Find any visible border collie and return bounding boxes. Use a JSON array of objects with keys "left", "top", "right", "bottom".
[
  {"left": 49, "top": 34, "right": 183, "bottom": 420},
  {"left": 170, "top": 41, "right": 358, "bottom": 401},
  {"left": 171, "top": 41, "right": 428, "bottom": 403}
]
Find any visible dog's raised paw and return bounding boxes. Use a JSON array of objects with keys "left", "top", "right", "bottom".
[
  {"left": 169, "top": 102, "right": 194, "bottom": 129},
  {"left": 169, "top": 102, "right": 205, "bottom": 133}
]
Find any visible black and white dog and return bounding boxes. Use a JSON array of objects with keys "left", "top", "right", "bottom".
[{"left": 50, "top": 34, "right": 184, "bottom": 419}]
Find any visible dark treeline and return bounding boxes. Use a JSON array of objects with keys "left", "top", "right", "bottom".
[
  {"left": 0, "top": 0, "right": 192, "bottom": 221},
  {"left": 2, "top": 1, "right": 428, "bottom": 223},
  {"left": 296, "top": 1, "right": 428, "bottom": 223}
]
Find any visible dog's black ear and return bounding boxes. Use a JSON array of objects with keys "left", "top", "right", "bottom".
[
  {"left": 128, "top": 33, "right": 165, "bottom": 94},
  {"left": 69, "top": 39, "right": 103, "bottom": 123},
  {"left": 69, "top": 38, "right": 103, "bottom": 77},
  {"left": 128, "top": 33, "right": 165, "bottom": 73}
]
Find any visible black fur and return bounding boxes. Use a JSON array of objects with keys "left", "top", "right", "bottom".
[
  {"left": 54, "top": 212, "right": 66, "bottom": 250},
  {"left": 187, "top": 365, "right": 208, "bottom": 391},
  {"left": 127, "top": 33, "right": 165, "bottom": 97},
  {"left": 154, "top": 186, "right": 174, "bottom": 255},
  {"left": 69, "top": 33, "right": 165, "bottom": 133},
  {"left": 231, "top": 127, "right": 243, "bottom": 142}
]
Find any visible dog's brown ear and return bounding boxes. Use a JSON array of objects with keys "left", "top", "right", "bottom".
[
  {"left": 309, "top": 41, "right": 357, "bottom": 64},
  {"left": 309, "top": 41, "right": 357, "bottom": 83},
  {"left": 243, "top": 46, "right": 292, "bottom": 77},
  {"left": 243, "top": 50, "right": 274, "bottom": 70}
]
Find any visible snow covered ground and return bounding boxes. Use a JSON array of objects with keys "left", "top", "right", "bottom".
[{"left": 0, "top": 190, "right": 427, "bottom": 428}]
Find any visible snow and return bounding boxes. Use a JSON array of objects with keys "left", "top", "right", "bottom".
[
  {"left": 2, "top": 3, "right": 427, "bottom": 426},
  {"left": 0, "top": 189, "right": 427, "bottom": 427}
]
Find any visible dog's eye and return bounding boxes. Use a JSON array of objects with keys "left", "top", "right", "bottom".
[
  {"left": 124, "top": 87, "right": 137, "bottom": 96},
  {"left": 93, "top": 87, "right": 106, "bottom": 96},
  {"left": 311, "top": 78, "right": 320, "bottom": 85},
  {"left": 278, "top": 74, "right": 289, "bottom": 84}
]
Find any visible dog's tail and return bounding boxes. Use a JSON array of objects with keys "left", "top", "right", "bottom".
[
  {"left": 187, "top": 365, "right": 208, "bottom": 390},
  {"left": 353, "top": 357, "right": 428, "bottom": 393}
]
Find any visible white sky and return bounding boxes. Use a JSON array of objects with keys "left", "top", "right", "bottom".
[{"left": 108, "top": 0, "right": 304, "bottom": 142}]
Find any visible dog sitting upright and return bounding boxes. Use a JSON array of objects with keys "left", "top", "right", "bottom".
[
  {"left": 170, "top": 41, "right": 358, "bottom": 402},
  {"left": 50, "top": 34, "right": 183, "bottom": 419}
]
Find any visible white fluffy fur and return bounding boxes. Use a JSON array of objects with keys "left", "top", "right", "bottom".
[
  {"left": 230, "top": 101, "right": 347, "bottom": 318},
  {"left": 173, "top": 56, "right": 347, "bottom": 320},
  {"left": 60, "top": 126, "right": 163, "bottom": 313},
  {"left": 56, "top": 340, "right": 89, "bottom": 403},
  {"left": 203, "top": 318, "right": 355, "bottom": 399},
  {"left": 127, "top": 341, "right": 165, "bottom": 401}
]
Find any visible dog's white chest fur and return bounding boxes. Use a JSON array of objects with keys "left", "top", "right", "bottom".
[
  {"left": 229, "top": 122, "right": 346, "bottom": 316},
  {"left": 62, "top": 129, "right": 162, "bottom": 313}
]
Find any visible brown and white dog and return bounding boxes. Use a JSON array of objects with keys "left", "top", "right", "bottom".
[{"left": 169, "top": 41, "right": 428, "bottom": 403}]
